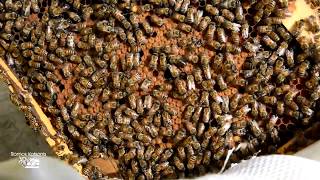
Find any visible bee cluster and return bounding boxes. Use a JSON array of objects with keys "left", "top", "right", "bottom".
[
  {"left": 1, "top": 0, "right": 320, "bottom": 179},
  {"left": 305, "top": 0, "right": 320, "bottom": 9}
]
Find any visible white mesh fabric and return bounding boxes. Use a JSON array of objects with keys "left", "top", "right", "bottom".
[{"left": 197, "top": 155, "right": 320, "bottom": 180}]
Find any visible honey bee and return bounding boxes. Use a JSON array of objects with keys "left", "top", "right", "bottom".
[
  {"left": 43, "top": 61, "right": 56, "bottom": 71},
  {"left": 4, "top": 12, "right": 17, "bottom": 20},
  {"left": 297, "top": 52, "right": 309, "bottom": 63},
  {"left": 4, "top": 21, "right": 14, "bottom": 34},
  {"left": 47, "top": 37, "right": 60, "bottom": 51},
  {"left": 137, "top": 97, "right": 144, "bottom": 115},
  {"left": 174, "top": 0, "right": 183, "bottom": 11},
  {"left": 121, "top": 19, "right": 132, "bottom": 30},
  {"left": 216, "top": 28, "right": 227, "bottom": 43},
  {"left": 144, "top": 98, "right": 160, "bottom": 116},
  {"left": 67, "top": 124, "right": 80, "bottom": 139},
  {"left": 112, "top": 8, "right": 125, "bottom": 22},
  {"left": 191, "top": 136, "right": 201, "bottom": 151},
  {"left": 185, "top": 121, "right": 196, "bottom": 135},
  {"left": 221, "top": 9, "right": 235, "bottom": 21},
  {"left": 241, "top": 21, "right": 249, "bottom": 39},
  {"left": 83, "top": 90, "right": 97, "bottom": 106},
  {"left": 124, "top": 107, "right": 139, "bottom": 120},
  {"left": 127, "top": 31, "right": 136, "bottom": 47},
  {"left": 205, "top": 4, "right": 219, "bottom": 16},
  {"left": 180, "top": 0, "right": 190, "bottom": 14},
  {"left": 191, "top": 106, "right": 202, "bottom": 123},
  {"left": 277, "top": 26, "right": 291, "bottom": 41},
  {"left": 184, "top": 91, "right": 197, "bottom": 105},
  {"left": 144, "top": 145, "right": 155, "bottom": 161},
  {"left": 276, "top": 42, "right": 288, "bottom": 57},
  {"left": 297, "top": 61, "right": 310, "bottom": 78},
  {"left": 230, "top": 31, "right": 240, "bottom": 45},
  {"left": 301, "top": 105, "right": 314, "bottom": 117},
  {"left": 178, "top": 23, "right": 192, "bottom": 33},
  {"left": 198, "top": 16, "right": 211, "bottom": 31},
  {"left": 110, "top": 135, "right": 122, "bottom": 145},
  {"left": 145, "top": 124, "right": 159, "bottom": 138},
  {"left": 245, "top": 83, "right": 259, "bottom": 94},
  {"left": 165, "top": 29, "right": 181, "bottom": 39},
  {"left": 308, "top": 15, "right": 320, "bottom": 32},
  {"left": 202, "top": 107, "right": 211, "bottom": 123},
  {"left": 81, "top": 5, "right": 93, "bottom": 20},
  {"left": 183, "top": 75, "right": 195, "bottom": 91},
  {"left": 244, "top": 41, "right": 261, "bottom": 53},
  {"left": 234, "top": 104, "right": 251, "bottom": 117},
  {"left": 169, "top": 54, "right": 185, "bottom": 64},
  {"left": 124, "top": 148, "right": 137, "bottom": 163},
  {"left": 258, "top": 103, "right": 268, "bottom": 118},
  {"left": 34, "top": 83, "right": 46, "bottom": 91},
  {"left": 162, "top": 111, "right": 172, "bottom": 127},
  {"left": 187, "top": 155, "right": 197, "bottom": 170},
  {"left": 127, "top": 14, "right": 138, "bottom": 30},
  {"left": 149, "top": 54, "right": 158, "bottom": 70},
  {"left": 128, "top": 73, "right": 141, "bottom": 86},
  {"left": 175, "top": 79, "right": 187, "bottom": 95},
  {"left": 253, "top": 9, "right": 264, "bottom": 23},
  {"left": 284, "top": 48, "right": 295, "bottom": 68},
  {"left": 131, "top": 160, "right": 139, "bottom": 174},
  {"left": 143, "top": 168, "right": 153, "bottom": 180},
  {"left": 28, "top": 60, "right": 41, "bottom": 68},
  {"left": 33, "top": 46, "right": 47, "bottom": 56},
  {"left": 262, "top": 35, "right": 277, "bottom": 49},
  {"left": 215, "top": 74, "right": 227, "bottom": 90},
  {"left": 154, "top": 161, "right": 170, "bottom": 173},
  {"left": 14, "top": 16, "right": 24, "bottom": 30},
  {"left": 144, "top": 95, "right": 153, "bottom": 110},
  {"left": 290, "top": 19, "right": 304, "bottom": 37},
  {"left": 176, "top": 146, "right": 186, "bottom": 161},
  {"left": 249, "top": 120, "right": 263, "bottom": 138},
  {"left": 198, "top": 91, "right": 209, "bottom": 106},
  {"left": 296, "top": 95, "right": 311, "bottom": 106},
  {"left": 135, "top": 143, "right": 145, "bottom": 160},
  {"left": 173, "top": 156, "right": 185, "bottom": 171},
  {"left": 194, "top": 9, "right": 204, "bottom": 26},
  {"left": 230, "top": 93, "right": 241, "bottom": 111},
  {"left": 160, "top": 149, "right": 173, "bottom": 162},
  {"left": 74, "top": 83, "right": 88, "bottom": 95},
  {"left": 155, "top": 7, "right": 172, "bottom": 16},
  {"left": 186, "top": 7, "right": 195, "bottom": 24},
  {"left": 234, "top": 2, "right": 244, "bottom": 21},
  {"left": 103, "top": 100, "right": 118, "bottom": 110},
  {"left": 137, "top": 133, "right": 152, "bottom": 144},
  {"left": 285, "top": 109, "right": 303, "bottom": 120},
  {"left": 262, "top": 96, "right": 277, "bottom": 105},
  {"left": 162, "top": 103, "right": 177, "bottom": 116},
  {"left": 96, "top": 20, "right": 114, "bottom": 33},
  {"left": 161, "top": 126, "right": 174, "bottom": 137},
  {"left": 172, "top": 13, "right": 185, "bottom": 23},
  {"left": 150, "top": 15, "right": 165, "bottom": 27},
  {"left": 184, "top": 105, "right": 195, "bottom": 120},
  {"left": 220, "top": 96, "right": 229, "bottom": 113},
  {"left": 168, "top": 64, "right": 181, "bottom": 78},
  {"left": 284, "top": 89, "right": 299, "bottom": 103},
  {"left": 285, "top": 96, "right": 299, "bottom": 111},
  {"left": 136, "top": 3, "right": 153, "bottom": 13}
]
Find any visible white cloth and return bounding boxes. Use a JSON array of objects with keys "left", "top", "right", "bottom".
[{"left": 198, "top": 155, "right": 320, "bottom": 180}]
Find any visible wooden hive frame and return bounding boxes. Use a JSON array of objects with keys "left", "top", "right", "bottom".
[{"left": 0, "top": 56, "right": 119, "bottom": 176}]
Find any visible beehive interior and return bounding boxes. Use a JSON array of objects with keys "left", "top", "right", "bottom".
[{"left": 1, "top": 0, "right": 320, "bottom": 179}]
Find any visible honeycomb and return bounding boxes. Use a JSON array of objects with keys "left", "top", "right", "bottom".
[{"left": 0, "top": 0, "right": 320, "bottom": 179}]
